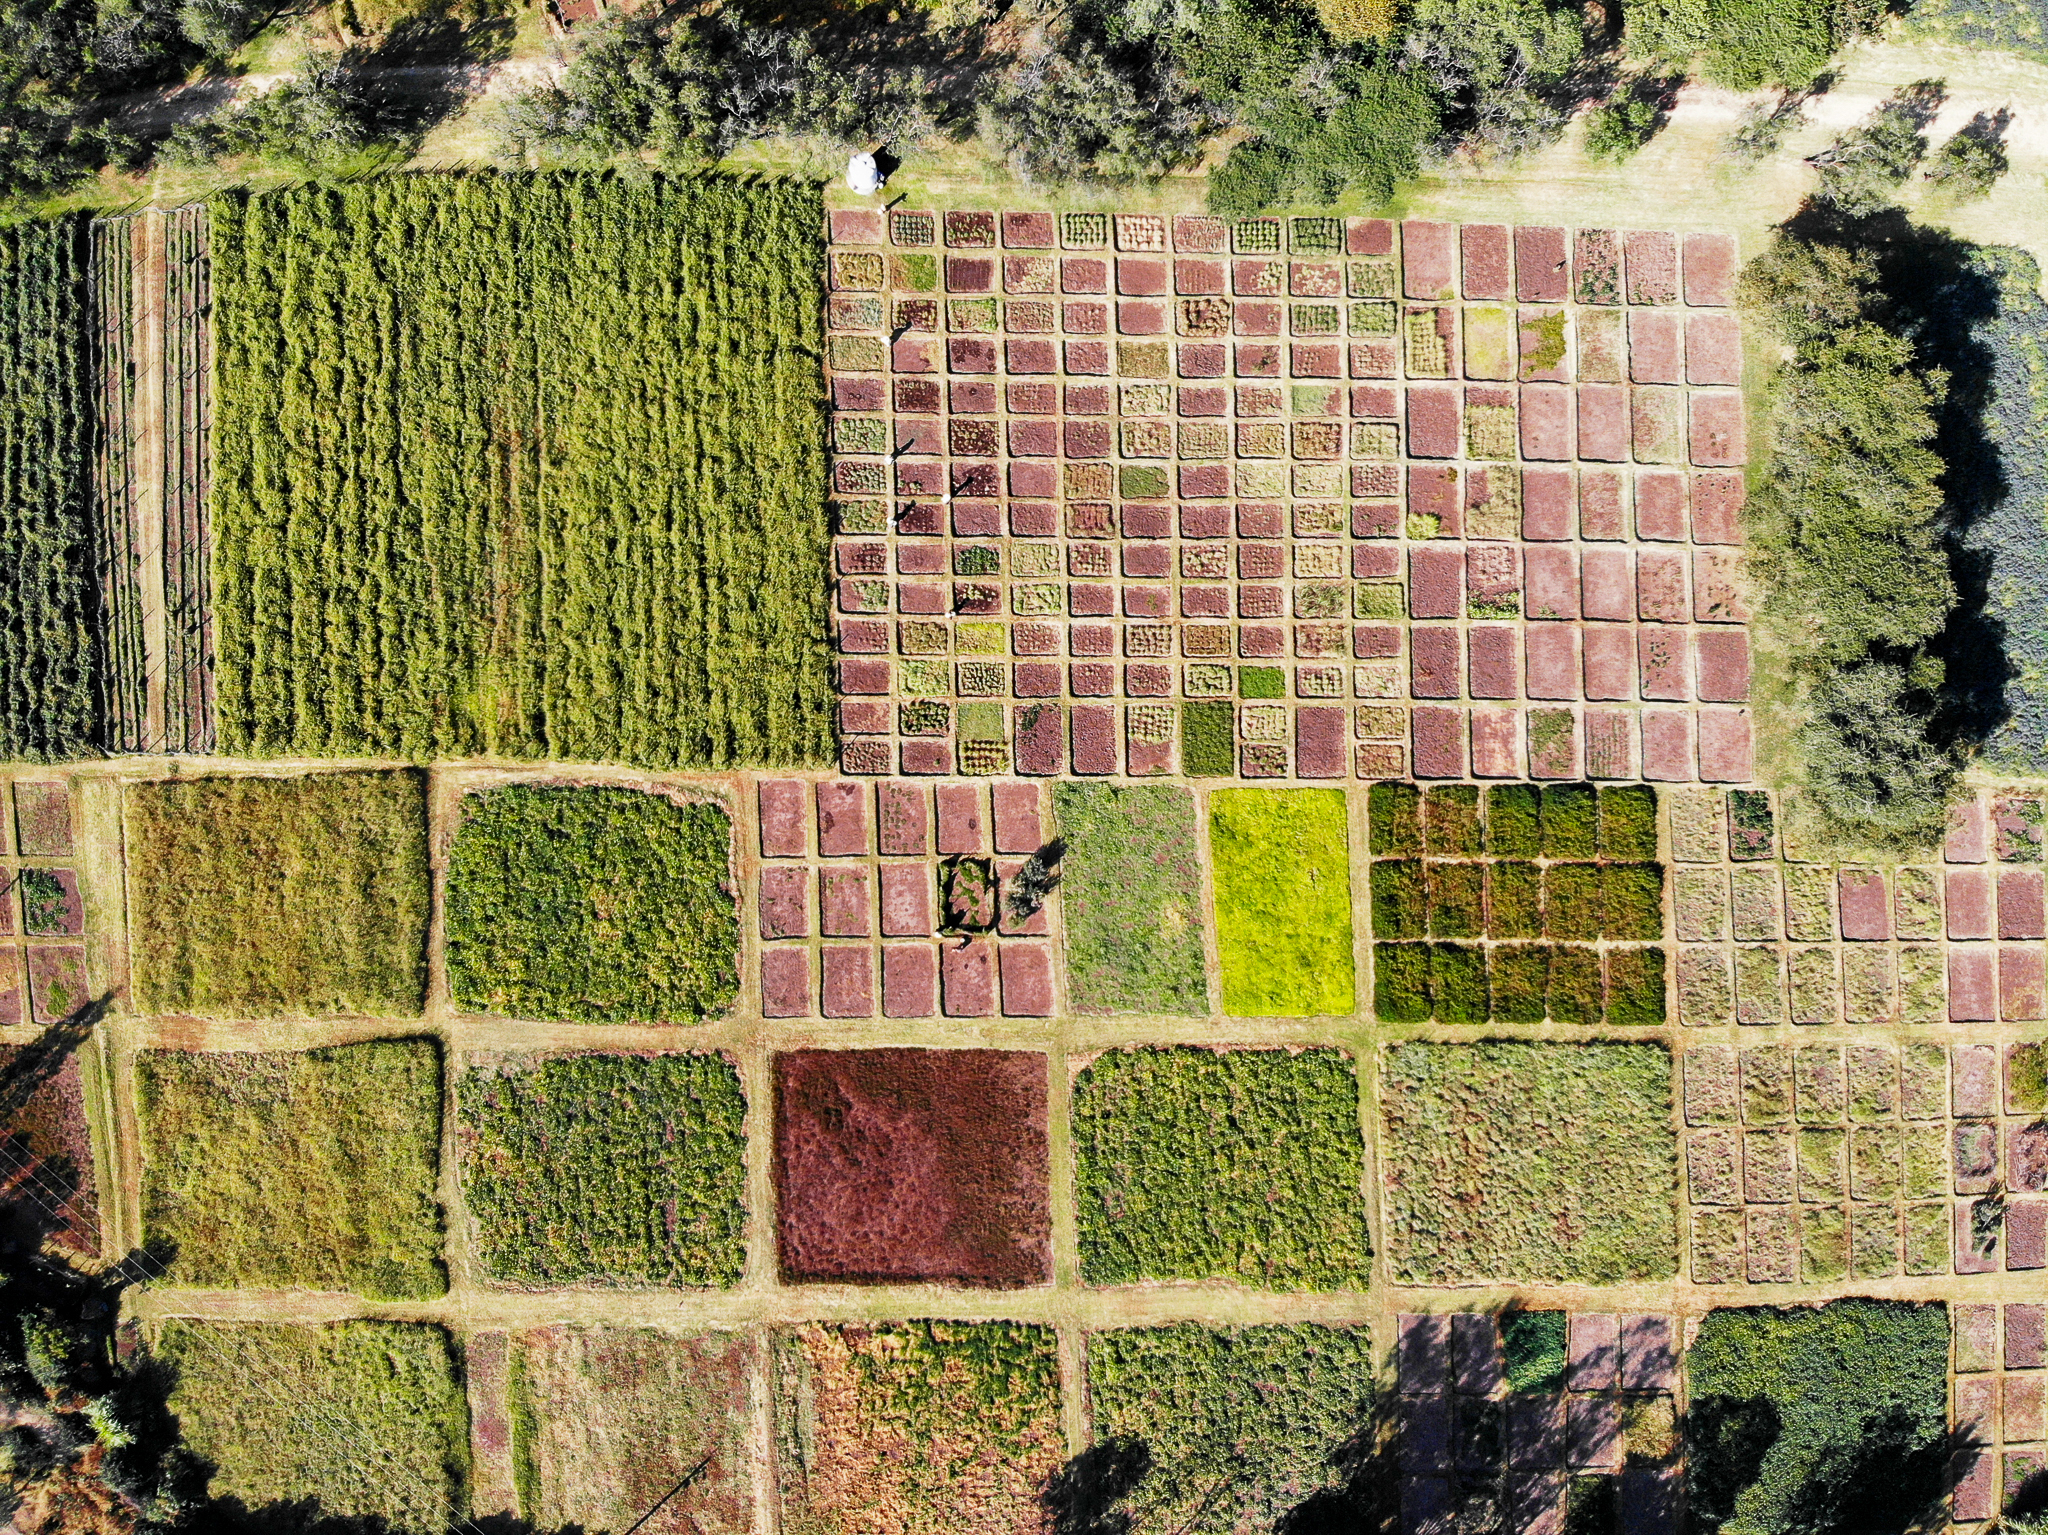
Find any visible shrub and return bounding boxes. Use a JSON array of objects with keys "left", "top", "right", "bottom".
[
  {"left": 1487, "top": 784, "right": 1542, "bottom": 855},
  {"left": 1379, "top": 1040, "right": 1678, "bottom": 1283},
  {"left": 445, "top": 784, "right": 736, "bottom": 1025},
  {"left": 137, "top": 1040, "right": 446, "bottom": 1298},
  {"left": 1583, "top": 93, "right": 1658, "bottom": 162},
  {"left": 1074, "top": 1047, "right": 1371, "bottom": 1289},
  {"left": 210, "top": 176, "right": 833, "bottom": 769},
  {"left": 1085, "top": 1324, "right": 1375, "bottom": 1532},
  {"left": 159, "top": 1319, "right": 468, "bottom": 1535},
  {"left": 1926, "top": 117, "right": 2010, "bottom": 199},
  {"left": 1055, "top": 784, "right": 1209, "bottom": 1014},
  {"left": 1241, "top": 665, "right": 1285, "bottom": 699},
  {"left": 127, "top": 770, "right": 429, "bottom": 1018},
  {"left": 1210, "top": 790, "right": 1355, "bottom": 1016},
  {"left": 1182, "top": 700, "right": 1235, "bottom": 776},
  {"left": 1685, "top": 1299, "right": 1949, "bottom": 1535},
  {"left": 1372, "top": 859, "right": 1426, "bottom": 939},
  {"left": 1371, "top": 781, "right": 1423, "bottom": 854},
  {"left": 458, "top": 1052, "right": 746, "bottom": 1288},
  {"left": 1810, "top": 80, "right": 1946, "bottom": 215}
]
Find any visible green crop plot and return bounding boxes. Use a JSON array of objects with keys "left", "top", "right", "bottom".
[
  {"left": 1209, "top": 788, "right": 1354, "bottom": 1016},
  {"left": 1086, "top": 1323, "right": 1375, "bottom": 1533},
  {"left": 127, "top": 770, "right": 430, "bottom": 1018},
  {"left": 209, "top": 175, "right": 831, "bottom": 769},
  {"left": 1054, "top": 783, "right": 1209, "bottom": 1015},
  {"left": 1379, "top": 1040, "right": 1677, "bottom": 1284},
  {"left": 160, "top": 1319, "right": 469, "bottom": 1535},
  {"left": 138, "top": 1039, "right": 446, "bottom": 1298},
  {"left": 1073, "top": 1047, "right": 1370, "bottom": 1290},
  {"left": 446, "top": 783, "right": 737, "bottom": 1025},
  {"left": 458, "top": 1052, "right": 747, "bottom": 1288}
]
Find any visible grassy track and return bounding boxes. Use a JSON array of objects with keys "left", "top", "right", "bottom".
[{"left": 208, "top": 174, "right": 832, "bottom": 769}]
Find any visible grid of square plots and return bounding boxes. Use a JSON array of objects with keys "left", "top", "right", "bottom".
[
  {"left": 0, "top": 778, "right": 86, "bottom": 1027},
  {"left": 825, "top": 209, "right": 1753, "bottom": 785},
  {"left": 1955, "top": 1303, "right": 2048, "bottom": 1525}
]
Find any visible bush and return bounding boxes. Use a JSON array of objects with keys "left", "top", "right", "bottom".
[
  {"left": 446, "top": 784, "right": 737, "bottom": 1025},
  {"left": 1400, "top": 0, "right": 1584, "bottom": 160},
  {"left": 1055, "top": 783, "right": 1210, "bottom": 1014},
  {"left": 1583, "top": 93, "right": 1657, "bottom": 161},
  {"left": 1626, "top": 0, "right": 1880, "bottom": 88},
  {"left": 986, "top": 32, "right": 1206, "bottom": 184},
  {"left": 458, "top": 1053, "right": 747, "bottom": 1287},
  {"left": 1210, "top": 789, "right": 1355, "bottom": 1016},
  {"left": 1926, "top": 115, "right": 2010, "bottom": 200},
  {"left": 1810, "top": 80, "right": 1945, "bottom": 215},
  {"left": 127, "top": 770, "right": 430, "bottom": 1017},
  {"left": 1074, "top": 1047, "right": 1371, "bottom": 1289},
  {"left": 1209, "top": 57, "right": 1440, "bottom": 215}
]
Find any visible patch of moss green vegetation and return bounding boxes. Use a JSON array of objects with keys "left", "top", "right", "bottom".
[
  {"left": 1686, "top": 1299, "right": 1949, "bottom": 1535},
  {"left": 1607, "top": 948, "right": 1668, "bottom": 1024},
  {"left": 161, "top": 1318, "right": 469, "bottom": 1535},
  {"left": 1370, "top": 782, "right": 1422, "bottom": 855},
  {"left": 1546, "top": 863, "right": 1603, "bottom": 939},
  {"left": 1240, "top": 665, "right": 1285, "bottom": 699},
  {"left": 1522, "top": 310, "right": 1568, "bottom": 375},
  {"left": 1430, "top": 943, "right": 1487, "bottom": 1022},
  {"left": 1374, "top": 944, "right": 1430, "bottom": 1023},
  {"left": 1183, "top": 700, "right": 1235, "bottom": 776},
  {"left": 138, "top": 1040, "right": 446, "bottom": 1298},
  {"left": 1600, "top": 785, "right": 1660, "bottom": 859},
  {"left": 446, "top": 784, "right": 737, "bottom": 1025},
  {"left": 1503, "top": 1310, "right": 1568, "bottom": 1393},
  {"left": 1490, "top": 862, "right": 1543, "bottom": 936},
  {"left": 1371, "top": 860, "right": 1425, "bottom": 939},
  {"left": 1055, "top": 784, "right": 1210, "bottom": 1015},
  {"left": 127, "top": 770, "right": 429, "bottom": 1017},
  {"left": 458, "top": 1052, "right": 747, "bottom": 1288},
  {"left": 1602, "top": 864, "right": 1666, "bottom": 940},
  {"left": 1074, "top": 1047, "right": 1370, "bottom": 1290},
  {"left": 1425, "top": 785, "right": 1482, "bottom": 855},
  {"left": 1547, "top": 947, "right": 1604, "bottom": 1024},
  {"left": 1086, "top": 1324, "right": 1374, "bottom": 1533},
  {"left": 1210, "top": 789, "right": 1354, "bottom": 1016},
  {"left": 1542, "top": 783, "right": 1600, "bottom": 858},
  {"left": 1487, "top": 784, "right": 1542, "bottom": 856},
  {"left": 1490, "top": 946, "right": 1550, "bottom": 1022},
  {"left": 1427, "top": 862, "right": 1484, "bottom": 937},
  {"left": 1380, "top": 1040, "right": 1677, "bottom": 1283}
]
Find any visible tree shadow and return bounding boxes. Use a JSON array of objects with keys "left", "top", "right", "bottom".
[
  {"left": 1043, "top": 1437, "right": 1152, "bottom": 1535},
  {"left": 1781, "top": 1409, "right": 1975, "bottom": 1535}
]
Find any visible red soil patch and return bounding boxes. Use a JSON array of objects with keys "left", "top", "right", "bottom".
[
  {"left": 775, "top": 1048, "right": 1050, "bottom": 1287},
  {"left": 1694, "top": 629, "right": 1751, "bottom": 703},
  {"left": 1519, "top": 385, "right": 1572, "bottom": 460},
  {"left": 1638, "top": 628, "right": 1689, "bottom": 701},
  {"left": 1624, "top": 230, "right": 1678, "bottom": 306},
  {"left": 1581, "top": 549, "right": 1631, "bottom": 621},
  {"left": 1469, "top": 627, "right": 1517, "bottom": 698},
  {"left": 13, "top": 783, "right": 72, "bottom": 857},
  {"left": 1461, "top": 224, "right": 1512, "bottom": 299},
  {"left": 1526, "top": 627, "right": 1579, "bottom": 699},
  {"left": 1635, "top": 471, "right": 1685, "bottom": 541},
  {"left": 1641, "top": 711, "right": 1692, "bottom": 781},
  {"left": 1951, "top": 949, "right": 1995, "bottom": 1022},
  {"left": 1411, "top": 707, "right": 1465, "bottom": 778},
  {"left": 1471, "top": 708, "right": 1519, "bottom": 776},
  {"left": 1691, "top": 470, "right": 1744, "bottom": 544},
  {"left": 1689, "top": 391, "right": 1746, "bottom": 465},
  {"left": 1628, "top": 311, "right": 1681, "bottom": 384},
  {"left": 1576, "top": 384, "right": 1627, "bottom": 461},
  {"left": 1409, "top": 546, "right": 1463, "bottom": 619},
  {"left": 1686, "top": 312, "right": 1742, "bottom": 386},
  {"left": 1411, "top": 628, "right": 1460, "bottom": 698},
  {"left": 821, "top": 948, "right": 873, "bottom": 1017},
  {"left": 1838, "top": 871, "right": 1889, "bottom": 941},
  {"left": 1683, "top": 232, "right": 1738, "bottom": 307},
  {"left": 0, "top": 1047, "right": 99, "bottom": 1255},
  {"left": 1697, "top": 708, "right": 1754, "bottom": 782},
  {"left": 1524, "top": 547, "right": 1579, "bottom": 621},
  {"left": 1295, "top": 707, "right": 1347, "bottom": 778},
  {"left": 762, "top": 949, "right": 809, "bottom": 1017},
  {"left": 1522, "top": 466, "right": 1572, "bottom": 539},
  {"left": 1583, "top": 626, "right": 1633, "bottom": 700},
  {"left": 1515, "top": 227, "right": 1568, "bottom": 303},
  {"left": 1402, "top": 220, "right": 1457, "bottom": 300}
]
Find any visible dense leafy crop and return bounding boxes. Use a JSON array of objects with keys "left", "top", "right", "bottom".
[
  {"left": 1054, "top": 783, "right": 1208, "bottom": 1015},
  {"left": 1210, "top": 789, "right": 1354, "bottom": 1016},
  {"left": 127, "top": 770, "right": 430, "bottom": 1018},
  {"left": 1086, "top": 1324, "right": 1374, "bottom": 1533},
  {"left": 0, "top": 218, "right": 97, "bottom": 762},
  {"left": 446, "top": 783, "right": 737, "bottom": 1025},
  {"left": 458, "top": 1053, "right": 747, "bottom": 1288},
  {"left": 137, "top": 1040, "right": 447, "bottom": 1298},
  {"left": 209, "top": 175, "right": 832, "bottom": 769},
  {"left": 1073, "top": 1047, "right": 1370, "bottom": 1290}
]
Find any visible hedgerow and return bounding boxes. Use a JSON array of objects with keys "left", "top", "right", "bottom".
[
  {"left": 1685, "top": 1299, "right": 1949, "bottom": 1535},
  {"left": 209, "top": 174, "right": 832, "bottom": 770},
  {"left": 1626, "top": 0, "right": 1880, "bottom": 88},
  {"left": 0, "top": 217, "right": 97, "bottom": 762},
  {"left": 1073, "top": 1047, "right": 1370, "bottom": 1290},
  {"left": 1085, "top": 1324, "right": 1375, "bottom": 1532},
  {"left": 445, "top": 783, "right": 737, "bottom": 1025},
  {"left": 1210, "top": 789, "right": 1354, "bottom": 1017},
  {"left": 1379, "top": 1040, "right": 1676, "bottom": 1283},
  {"left": 1054, "top": 784, "right": 1209, "bottom": 1015},
  {"left": 159, "top": 1319, "right": 469, "bottom": 1535},
  {"left": 127, "top": 770, "right": 430, "bottom": 1018},
  {"left": 137, "top": 1040, "right": 447, "bottom": 1299},
  {"left": 457, "top": 1052, "right": 747, "bottom": 1288}
]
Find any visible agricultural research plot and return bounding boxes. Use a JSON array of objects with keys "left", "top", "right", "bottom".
[
  {"left": 208, "top": 176, "right": 833, "bottom": 770},
  {"left": 445, "top": 783, "right": 738, "bottom": 1025},
  {"left": 824, "top": 211, "right": 1751, "bottom": 784},
  {"left": 126, "top": 769, "right": 429, "bottom": 1018},
  {"left": 507, "top": 1326, "right": 752, "bottom": 1535},
  {"left": 137, "top": 1039, "right": 446, "bottom": 1298},
  {"left": 457, "top": 1052, "right": 747, "bottom": 1288},
  {"left": 774, "top": 1320, "right": 1063, "bottom": 1535},
  {"left": 1379, "top": 1039, "right": 1677, "bottom": 1284},
  {"left": 1210, "top": 786, "right": 1355, "bottom": 1015},
  {"left": 0, "top": 776, "right": 90, "bottom": 1028},
  {"left": 0, "top": 1042, "right": 97, "bottom": 1254},
  {"left": 158, "top": 1318, "right": 469, "bottom": 1535},
  {"left": 1955, "top": 1303, "right": 2048, "bottom": 1522},
  {"left": 1054, "top": 781, "right": 1210, "bottom": 1014}
]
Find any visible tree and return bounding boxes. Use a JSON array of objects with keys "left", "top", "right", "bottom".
[
  {"left": 1809, "top": 78, "right": 1946, "bottom": 216},
  {"left": 985, "top": 33, "right": 1206, "bottom": 185}
]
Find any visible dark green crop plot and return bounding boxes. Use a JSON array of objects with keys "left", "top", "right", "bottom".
[
  {"left": 1547, "top": 946, "right": 1604, "bottom": 1024},
  {"left": 128, "top": 770, "right": 430, "bottom": 1018},
  {"left": 1429, "top": 942, "right": 1487, "bottom": 1022},
  {"left": 1546, "top": 864, "right": 1603, "bottom": 940},
  {"left": 1600, "top": 786, "right": 1660, "bottom": 859},
  {"left": 1606, "top": 947, "right": 1667, "bottom": 1025},
  {"left": 1427, "top": 861, "right": 1485, "bottom": 937},
  {"left": 1055, "top": 783, "right": 1209, "bottom": 1015},
  {"left": 1487, "top": 785, "right": 1542, "bottom": 856},
  {"left": 210, "top": 175, "right": 831, "bottom": 769},
  {"left": 1542, "top": 784, "right": 1600, "bottom": 858},
  {"left": 446, "top": 783, "right": 737, "bottom": 1025},
  {"left": 1503, "top": 1310, "right": 1567, "bottom": 1393},
  {"left": 1074, "top": 1047, "right": 1370, "bottom": 1290},
  {"left": 1602, "top": 864, "right": 1666, "bottom": 940},
  {"left": 1374, "top": 943, "right": 1430, "bottom": 1023},
  {"left": 1370, "top": 781, "right": 1422, "bottom": 855},
  {"left": 1685, "top": 1299, "right": 1949, "bottom": 1535},
  {"left": 1489, "top": 946, "right": 1550, "bottom": 1022},
  {"left": 1085, "top": 1323, "right": 1374, "bottom": 1534},
  {"left": 1425, "top": 785, "right": 1482, "bottom": 855},
  {"left": 1182, "top": 700, "right": 1235, "bottom": 776},
  {"left": 1489, "top": 862, "right": 1543, "bottom": 937},
  {"left": 1372, "top": 860, "right": 1425, "bottom": 939},
  {"left": 457, "top": 1052, "right": 747, "bottom": 1288},
  {"left": 1380, "top": 1040, "right": 1677, "bottom": 1284}
]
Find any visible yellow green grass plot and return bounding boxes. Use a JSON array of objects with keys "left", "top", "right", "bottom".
[{"left": 1208, "top": 788, "right": 1355, "bottom": 1016}]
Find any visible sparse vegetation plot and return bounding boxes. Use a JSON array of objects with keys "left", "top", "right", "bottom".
[
  {"left": 1209, "top": 789, "right": 1354, "bottom": 1016},
  {"left": 1379, "top": 1040, "right": 1677, "bottom": 1284},
  {"left": 457, "top": 1052, "right": 747, "bottom": 1289},
  {"left": 209, "top": 175, "right": 831, "bottom": 770},
  {"left": 446, "top": 783, "right": 737, "bottom": 1025},
  {"left": 137, "top": 1040, "right": 446, "bottom": 1298},
  {"left": 775, "top": 1320, "right": 1063, "bottom": 1535},
  {"left": 1073, "top": 1047, "right": 1370, "bottom": 1290},
  {"left": 126, "top": 770, "right": 430, "bottom": 1018},
  {"left": 1054, "top": 783, "right": 1208, "bottom": 1016},
  {"left": 1085, "top": 1323, "right": 1374, "bottom": 1534},
  {"left": 159, "top": 1319, "right": 469, "bottom": 1535}
]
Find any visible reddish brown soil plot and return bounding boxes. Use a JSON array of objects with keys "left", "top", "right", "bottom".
[
  {"left": 775, "top": 1048, "right": 1050, "bottom": 1286},
  {"left": 0, "top": 1046, "right": 99, "bottom": 1255}
]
